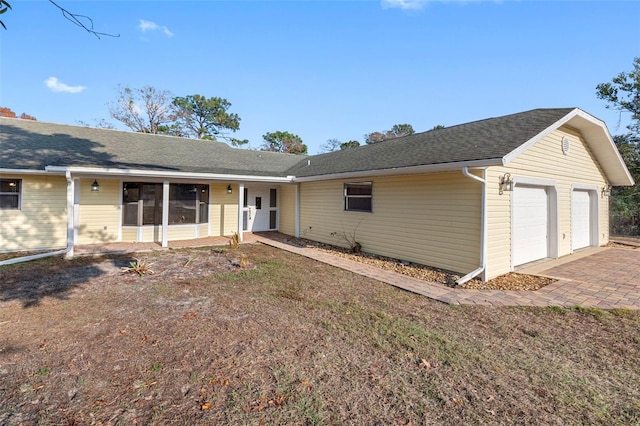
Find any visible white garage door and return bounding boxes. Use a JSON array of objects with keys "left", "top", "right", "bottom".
[
  {"left": 571, "top": 190, "right": 591, "bottom": 250},
  {"left": 513, "top": 186, "right": 548, "bottom": 266}
]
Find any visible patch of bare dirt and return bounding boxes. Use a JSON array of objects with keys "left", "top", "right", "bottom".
[
  {"left": 293, "top": 238, "right": 555, "bottom": 290},
  {"left": 0, "top": 248, "right": 253, "bottom": 308}
]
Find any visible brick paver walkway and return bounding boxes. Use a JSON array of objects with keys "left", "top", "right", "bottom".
[
  {"left": 255, "top": 236, "right": 640, "bottom": 310},
  {"left": 73, "top": 233, "right": 640, "bottom": 309}
]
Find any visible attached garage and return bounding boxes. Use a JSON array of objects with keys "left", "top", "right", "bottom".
[{"left": 512, "top": 185, "right": 549, "bottom": 266}]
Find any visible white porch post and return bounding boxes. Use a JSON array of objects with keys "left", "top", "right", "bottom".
[
  {"left": 294, "top": 183, "right": 300, "bottom": 238},
  {"left": 237, "top": 183, "right": 244, "bottom": 242},
  {"left": 73, "top": 178, "right": 80, "bottom": 245},
  {"left": 64, "top": 171, "right": 75, "bottom": 259},
  {"left": 162, "top": 181, "right": 169, "bottom": 247}
]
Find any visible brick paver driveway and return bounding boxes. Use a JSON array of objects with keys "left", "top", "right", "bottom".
[
  {"left": 529, "top": 247, "right": 640, "bottom": 309},
  {"left": 539, "top": 248, "right": 640, "bottom": 287}
]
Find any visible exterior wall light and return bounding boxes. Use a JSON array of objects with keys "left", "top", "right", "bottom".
[
  {"left": 227, "top": 185, "right": 233, "bottom": 194},
  {"left": 499, "top": 173, "right": 513, "bottom": 195},
  {"left": 91, "top": 180, "right": 100, "bottom": 192},
  {"left": 601, "top": 185, "right": 612, "bottom": 198}
]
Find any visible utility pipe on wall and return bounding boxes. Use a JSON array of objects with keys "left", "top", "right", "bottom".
[{"left": 456, "top": 167, "right": 487, "bottom": 285}]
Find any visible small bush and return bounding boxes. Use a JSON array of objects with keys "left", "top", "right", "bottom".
[
  {"left": 330, "top": 230, "right": 362, "bottom": 253},
  {"left": 228, "top": 232, "right": 240, "bottom": 249},
  {"left": 122, "top": 258, "right": 154, "bottom": 276}
]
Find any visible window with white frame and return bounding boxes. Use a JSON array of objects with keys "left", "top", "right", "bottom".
[
  {"left": 344, "top": 182, "right": 372, "bottom": 212},
  {"left": 122, "top": 182, "right": 209, "bottom": 226},
  {"left": 0, "top": 178, "right": 21, "bottom": 210}
]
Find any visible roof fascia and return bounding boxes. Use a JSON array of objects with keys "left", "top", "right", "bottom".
[
  {"left": 292, "top": 159, "right": 500, "bottom": 182},
  {"left": 574, "top": 113, "right": 635, "bottom": 186},
  {"left": 44, "top": 166, "right": 295, "bottom": 183},
  {"left": 1, "top": 168, "right": 64, "bottom": 176},
  {"left": 502, "top": 108, "right": 579, "bottom": 165}
]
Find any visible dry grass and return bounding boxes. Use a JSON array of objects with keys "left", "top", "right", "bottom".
[{"left": 0, "top": 244, "right": 639, "bottom": 425}]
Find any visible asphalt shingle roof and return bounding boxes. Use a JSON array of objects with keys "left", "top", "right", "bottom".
[
  {"left": 286, "top": 108, "right": 575, "bottom": 177},
  {"left": 0, "top": 118, "right": 303, "bottom": 177},
  {"left": 1, "top": 108, "right": 576, "bottom": 178}
]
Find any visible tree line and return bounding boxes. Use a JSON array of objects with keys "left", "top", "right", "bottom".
[
  {"left": 99, "top": 85, "right": 311, "bottom": 154},
  {"left": 95, "top": 85, "right": 436, "bottom": 156},
  {"left": 597, "top": 57, "right": 640, "bottom": 236},
  {"left": 320, "top": 123, "right": 446, "bottom": 153},
  {"left": 0, "top": 107, "right": 36, "bottom": 120}
]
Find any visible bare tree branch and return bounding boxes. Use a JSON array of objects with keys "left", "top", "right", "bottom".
[
  {"left": 49, "top": 0, "right": 119, "bottom": 39},
  {"left": 0, "top": 1, "right": 11, "bottom": 30}
]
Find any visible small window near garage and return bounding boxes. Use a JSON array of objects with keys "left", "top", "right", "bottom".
[
  {"left": 0, "top": 178, "right": 21, "bottom": 210},
  {"left": 344, "top": 182, "right": 372, "bottom": 212}
]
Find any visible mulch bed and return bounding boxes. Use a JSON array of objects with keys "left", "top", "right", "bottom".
[{"left": 291, "top": 238, "right": 555, "bottom": 291}]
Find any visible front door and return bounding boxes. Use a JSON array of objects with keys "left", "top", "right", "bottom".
[{"left": 243, "top": 187, "right": 275, "bottom": 232}]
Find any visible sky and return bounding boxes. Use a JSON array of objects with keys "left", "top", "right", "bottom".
[{"left": 1, "top": 0, "right": 639, "bottom": 154}]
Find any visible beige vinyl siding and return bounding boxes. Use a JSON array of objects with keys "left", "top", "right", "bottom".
[
  {"left": 279, "top": 184, "right": 296, "bottom": 236},
  {"left": 140, "top": 226, "right": 162, "bottom": 243},
  {"left": 486, "top": 126, "right": 609, "bottom": 278},
  {"left": 119, "top": 226, "right": 159, "bottom": 243},
  {"left": 121, "top": 228, "right": 137, "bottom": 242},
  {"left": 485, "top": 167, "right": 512, "bottom": 278},
  {"left": 167, "top": 225, "right": 198, "bottom": 241},
  {"left": 77, "top": 178, "right": 120, "bottom": 244},
  {"left": 0, "top": 175, "right": 67, "bottom": 252},
  {"left": 210, "top": 183, "right": 238, "bottom": 237},
  {"left": 299, "top": 173, "right": 481, "bottom": 274},
  {"left": 197, "top": 223, "right": 209, "bottom": 237}
]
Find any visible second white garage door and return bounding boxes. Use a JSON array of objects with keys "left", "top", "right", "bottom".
[
  {"left": 513, "top": 186, "right": 548, "bottom": 266},
  {"left": 571, "top": 190, "right": 592, "bottom": 250}
]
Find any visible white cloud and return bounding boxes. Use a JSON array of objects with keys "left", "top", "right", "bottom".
[
  {"left": 381, "top": 0, "right": 428, "bottom": 9},
  {"left": 162, "top": 27, "right": 174, "bottom": 37},
  {"left": 381, "top": 0, "right": 502, "bottom": 10},
  {"left": 44, "top": 77, "right": 86, "bottom": 94},
  {"left": 138, "top": 19, "right": 173, "bottom": 37}
]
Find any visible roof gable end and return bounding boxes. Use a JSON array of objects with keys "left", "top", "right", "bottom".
[{"left": 502, "top": 108, "right": 634, "bottom": 186}]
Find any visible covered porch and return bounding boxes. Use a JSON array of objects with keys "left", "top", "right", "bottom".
[{"left": 52, "top": 167, "right": 297, "bottom": 256}]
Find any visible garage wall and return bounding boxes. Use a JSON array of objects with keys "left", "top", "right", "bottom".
[
  {"left": 486, "top": 125, "right": 609, "bottom": 278},
  {"left": 299, "top": 172, "right": 482, "bottom": 275},
  {"left": 279, "top": 184, "right": 296, "bottom": 236}
]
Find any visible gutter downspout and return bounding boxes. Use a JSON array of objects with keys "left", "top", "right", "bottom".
[
  {"left": 0, "top": 170, "right": 75, "bottom": 266},
  {"left": 294, "top": 183, "right": 300, "bottom": 238},
  {"left": 237, "top": 183, "right": 245, "bottom": 242},
  {"left": 456, "top": 167, "right": 487, "bottom": 285}
]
